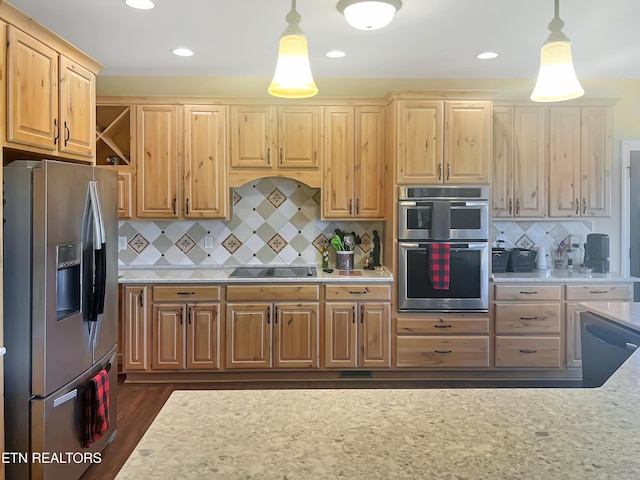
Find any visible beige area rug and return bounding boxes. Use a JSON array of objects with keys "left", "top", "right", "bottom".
[{"left": 115, "top": 387, "right": 640, "bottom": 479}]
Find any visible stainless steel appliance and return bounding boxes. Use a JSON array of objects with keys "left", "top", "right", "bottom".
[
  {"left": 230, "top": 266, "right": 317, "bottom": 278},
  {"left": 584, "top": 233, "right": 610, "bottom": 273},
  {"left": 3, "top": 160, "right": 118, "bottom": 480},
  {"left": 581, "top": 311, "right": 639, "bottom": 387},
  {"left": 397, "top": 185, "right": 489, "bottom": 312}
]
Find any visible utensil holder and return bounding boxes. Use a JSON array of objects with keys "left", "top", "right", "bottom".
[{"left": 336, "top": 251, "right": 354, "bottom": 270}]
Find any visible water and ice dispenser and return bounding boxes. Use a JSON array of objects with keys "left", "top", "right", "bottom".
[{"left": 56, "top": 242, "right": 82, "bottom": 321}]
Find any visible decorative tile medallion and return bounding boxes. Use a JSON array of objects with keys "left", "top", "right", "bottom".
[
  {"left": 175, "top": 234, "right": 196, "bottom": 254},
  {"left": 222, "top": 234, "right": 242, "bottom": 254},
  {"left": 359, "top": 233, "right": 372, "bottom": 253},
  {"left": 312, "top": 190, "right": 322, "bottom": 206},
  {"left": 233, "top": 191, "right": 242, "bottom": 205},
  {"left": 128, "top": 233, "right": 149, "bottom": 254},
  {"left": 267, "top": 233, "right": 287, "bottom": 253},
  {"left": 515, "top": 234, "right": 534, "bottom": 250},
  {"left": 312, "top": 234, "right": 329, "bottom": 252},
  {"left": 267, "top": 188, "right": 286, "bottom": 208}
]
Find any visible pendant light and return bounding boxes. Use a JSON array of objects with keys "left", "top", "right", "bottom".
[
  {"left": 268, "top": 0, "right": 318, "bottom": 99},
  {"left": 530, "top": 0, "right": 584, "bottom": 102},
  {"left": 336, "top": 0, "right": 402, "bottom": 31}
]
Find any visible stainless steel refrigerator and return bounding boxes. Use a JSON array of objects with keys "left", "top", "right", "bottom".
[{"left": 3, "top": 160, "right": 118, "bottom": 480}]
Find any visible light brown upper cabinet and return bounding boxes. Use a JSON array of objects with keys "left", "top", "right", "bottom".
[
  {"left": 228, "top": 105, "right": 322, "bottom": 187},
  {"left": 492, "top": 106, "right": 548, "bottom": 218},
  {"left": 396, "top": 100, "right": 491, "bottom": 184},
  {"left": 183, "top": 105, "right": 228, "bottom": 218},
  {"left": 6, "top": 26, "right": 95, "bottom": 160},
  {"left": 136, "top": 105, "right": 179, "bottom": 218},
  {"left": 322, "top": 106, "right": 386, "bottom": 219},
  {"left": 549, "top": 106, "right": 611, "bottom": 217}
]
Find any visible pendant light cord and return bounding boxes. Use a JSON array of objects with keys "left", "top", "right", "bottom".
[{"left": 546, "top": 0, "right": 568, "bottom": 42}]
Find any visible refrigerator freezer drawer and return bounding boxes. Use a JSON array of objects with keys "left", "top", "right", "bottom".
[{"left": 28, "top": 348, "right": 117, "bottom": 480}]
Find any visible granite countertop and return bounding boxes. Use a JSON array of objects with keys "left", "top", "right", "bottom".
[
  {"left": 118, "top": 266, "right": 393, "bottom": 284},
  {"left": 492, "top": 270, "right": 639, "bottom": 283},
  {"left": 581, "top": 301, "right": 640, "bottom": 330},
  {"left": 116, "top": 335, "right": 640, "bottom": 479}
]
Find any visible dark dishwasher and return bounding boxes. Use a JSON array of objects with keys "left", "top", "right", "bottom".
[{"left": 580, "top": 311, "right": 640, "bottom": 387}]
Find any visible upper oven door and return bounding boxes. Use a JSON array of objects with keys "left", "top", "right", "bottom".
[
  {"left": 397, "top": 200, "right": 488, "bottom": 240},
  {"left": 397, "top": 241, "right": 489, "bottom": 312}
]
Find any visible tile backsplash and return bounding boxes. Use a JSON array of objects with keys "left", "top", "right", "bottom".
[{"left": 119, "top": 178, "right": 383, "bottom": 268}]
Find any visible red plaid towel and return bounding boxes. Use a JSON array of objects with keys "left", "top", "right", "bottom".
[
  {"left": 429, "top": 244, "right": 450, "bottom": 290},
  {"left": 85, "top": 369, "right": 110, "bottom": 447}
]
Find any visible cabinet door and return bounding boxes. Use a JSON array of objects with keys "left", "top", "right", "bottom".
[
  {"left": 565, "top": 302, "right": 585, "bottom": 369},
  {"left": 123, "top": 286, "right": 149, "bottom": 371},
  {"left": 136, "top": 105, "right": 179, "bottom": 218},
  {"left": 7, "top": 26, "right": 58, "bottom": 150},
  {"left": 278, "top": 106, "right": 320, "bottom": 169},
  {"left": 355, "top": 106, "right": 385, "bottom": 218},
  {"left": 186, "top": 303, "right": 221, "bottom": 370},
  {"left": 229, "top": 106, "right": 275, "bottom": 168},
  {"left": 274, "top": 302, "right": 319, "bottom": 369},
  {"left": 117, "top": 171, "right": 134, "bottom": 219},
  {"left": 514, "top": 106, "right": 547, "bottom": 217},
  {"left": 549, "top": 107, "right": 581, "bottom": 217},
  {"left": 324, "top": 302, "right": 357, "bottom": 369},
  {"left": 225, "top": 303, "right": 271, "bottom": 369},
  {"left": 581, "top": 107, "right": 612, "bottom": 217},
  {"left": 59, "top": 56, "right": 95, "bottom": 158},
  {"left": 492, "top": 106, "right": 514, "bottom": 217},
  {"left": 444, "top": 101, "right": 491, "bottom": 184},
  {"left": 322, "top": 107, "right": 355, "bottom": 218},
  {"left": 184, "top": 105, "right": 228, "bottom": 218},
  {"left": 396, "top": 101, "right": 443, "bottom": 183},
  {"left": 152, "top": 303, "right": 185, "bottom": 370},
  {"left": 358, "top": 302, "right": 391, "bottom": 368}
]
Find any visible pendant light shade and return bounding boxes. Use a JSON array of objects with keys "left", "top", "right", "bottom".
[
  {"left": 531, "top": 0, "right": 584, "bottom": 102},
  {"left": 268, "top": 0, "right": 318, "bottom": 99},
  {"left": 337, "top": 0, "right": 402, "bottom": 31}
]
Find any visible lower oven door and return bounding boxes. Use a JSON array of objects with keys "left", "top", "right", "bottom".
[{"left": 398, "top": 242, "right": 489, "bottom": 312}]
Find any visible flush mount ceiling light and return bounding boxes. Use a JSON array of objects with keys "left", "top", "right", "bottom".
[
  {"left": 124, "top": 0, "right": 154, "bottom": 10},
  {"left": 326, "top": 50, "right": 346, "bottom": 58},
  {"left": 530, "top": 0, "right": 584, "bottom": 102},
  {"left": 268, "top": 0, "right": 318, "bottom": 98},
  {"left": 172, "top": 48, "right": 194, "bottom": 57},
  {"left": 336, "top": 0, "right": 402, "bottom": 31},
  {"left": 476, "top": 51, "right": 499, "bottom": 60}
]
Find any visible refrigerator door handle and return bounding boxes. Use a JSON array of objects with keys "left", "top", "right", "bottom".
[
  {"left": 53, "top": 389, "right": 77, "bottom": 408},
  {"left": 87, "top": 182, "right": 107, "bottom": 323},
  {"left": 0, "top": 346, "right": 6, "bottom": 356}
]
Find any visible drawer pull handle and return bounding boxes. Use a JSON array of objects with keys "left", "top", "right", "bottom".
[
  {"left": 177, "top": 291, "right": 196, "bottom": 295},
  {"left": 349, "top": 291, "right": 368, "bottom": 295},
  {"left": 519, "top": 349, "right": 537, "bottom": 354},
  {"left": 590, "top": 290, "right": 609, "bottom": 294},
  {"left": 519, "top": 316, "right": 539, "bottom": 320},
  {"left": 435, "top": 350, "right": 452, "bottom": 354},
  {"left": 519, "top": 291, "right": 538, "bottom": 295},
  {"left": 434, "top": 325, "right": 452, "bottom": 329}
]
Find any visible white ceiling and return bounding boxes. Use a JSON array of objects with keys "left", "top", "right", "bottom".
[{"left": 9, "top": 0, "right": 640, "bottom": 79}]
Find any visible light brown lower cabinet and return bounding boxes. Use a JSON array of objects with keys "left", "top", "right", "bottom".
[
  {"left": 122, "top": 285, "right": 149, "bottom": 372},
  {"left": 324, "top": 302, "right": 391, "bottom": 369},
  {"left": 150, "top": 285, "right": 221, "bottom": 371},
  {"left": 495, "top": 336, "right": 561, "bottom": 368},
  {"left": 225, "top": 302, "right": 319, "bottom": 369}
]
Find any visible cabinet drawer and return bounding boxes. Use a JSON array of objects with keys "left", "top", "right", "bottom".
[
  {"left": 397, "top": 315, "right": 489, "bottom": 335},
  {"left": 495, "top": 336, "right": 562, "bottom": 368},
  {"left": 565, "top": 284, "right": 632, "bottom": 301},
  {"left": 396, "top": 336, "right": 489, "bottom": 368},
  {"left": 494, "top": 303, "right": 561, "bottom": 334},
  {"left": 494, "top": 284, "right": 562, "bottom": 301},
  {"left": 325, "top": 284, "right": 391, "bottom": 301},
  {"left": 226, "top": 284, "right": 320, "bottom": 301},
  {"left": 153, "top": 285, "right": 220, "bottom": 302}
]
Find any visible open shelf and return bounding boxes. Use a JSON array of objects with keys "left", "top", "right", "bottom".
[{"left": 96, "top": 105, "right": 133, "bottom": 167}]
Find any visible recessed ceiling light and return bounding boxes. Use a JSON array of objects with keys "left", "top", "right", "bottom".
[
  {"left": 125, "top": 0, "right": 155, "bottom": 10},
  {"left": 476, "top": 51, "right": 499, "bottom": 60},
  {"left": 326, "top": 50, "right": 346, "bottom": 58},
  {"left": 172, "top": 48, "right": 194, "bottom": 57}
]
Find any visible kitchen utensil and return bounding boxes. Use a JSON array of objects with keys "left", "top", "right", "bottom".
[
  {"left": 331, "top": 235, "right": 344, "bottom": 251},
  {"left": 344, "top": 234, "right": 355, "bottom": 250}
]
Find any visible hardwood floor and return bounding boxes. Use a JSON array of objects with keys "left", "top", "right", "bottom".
[{"left": 81, "top": 375, "right": 581, "bottom": 480}]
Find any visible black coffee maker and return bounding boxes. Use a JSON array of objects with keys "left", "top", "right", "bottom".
[{"left": 584, "top": 233, "right": 610, "bottom": 273}]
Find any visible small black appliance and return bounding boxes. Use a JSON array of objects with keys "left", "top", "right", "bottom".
[{"left": 584, "top": 233, "right": 610, "bottom": 273}]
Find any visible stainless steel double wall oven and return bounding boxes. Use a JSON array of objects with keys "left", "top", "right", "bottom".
[{"left": 397, "top": 185, "right": 490, "bottom": 312}]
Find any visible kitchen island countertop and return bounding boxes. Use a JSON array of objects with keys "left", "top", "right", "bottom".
[
  {"left": 492, "top": 270, "right": 639, "bottom": 283},
  {"left": 118, "top": 266, "right": 393, "bottom": 284}
]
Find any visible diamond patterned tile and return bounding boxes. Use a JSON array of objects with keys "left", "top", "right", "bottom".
[
  {"left": 359, "top": 233, "right": 372, "bottom": 253},
  {"left": 256, "top": 245, "right": 278, "bottom": 264},
  {"left": 525, "top": 224, "right": 548, "bottom": 246},
  {"left": 232, "top": 245, "right": 254, "bottom": 265},
  {"left": 503, "top": 223, "right": 525, "bottom": 245},
  {"left": 515, "top": 234, "right": 534, "bottom": 250},
  {"left": 163, "top": 245, "right": 188, "bottom": 264},
  {"left": 277, "top": 244, "right": 299, "bottom": 264},
  {"left": 549, "top": 224, "right": 570, "bottom": 243},
  {"left": 256, "top": 223, "right": 277, "bottom": 243},
  {"left": 175, "top": 234, "right": 196, "bottom": 254},
  {"left": 222, "top": 234, "right": 242, "bottom": 254},
  {"left": 312, "top": 190, "right": 322, "bottom": 205},
  {"left": 279, "top": 199, "right": 299, "bottom": 220},
  {"left": 152, "top": 235, "right": 174, "bottom": 253},
  {"left": 267, "top": 234, "right": 287, "bottom": 253},
  {"left": 289, "top": 234, "right": 309, "bottom": 253},
  {"left": 128, "top": 233, "right": 149, "bottom": 254},
  {"left": 131, "top": 245, "right": 160, "bottom": 264},
  {"left": 233, "top": 191, "right": 242, "bottom": 205},
  {"left": 118, "top": 221, "right": 137, "bottom": 238},
  {"left": 255, "top": 178, "right": 277, "bottom": 197},
  {"left": 267, "top": 188, "right": 287, "bottom": 208},
  {"left": 187, "top": 223, "right": 207, "bottom": 243},
  {"left": 244, "top": 234, "right": 265, "bottom": 254},
  {"left": 312, "top": 234, "right": 329, "bottom": 252},
  {"left": 256, "top": 199, "right": 276, "bottom": 219}
]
